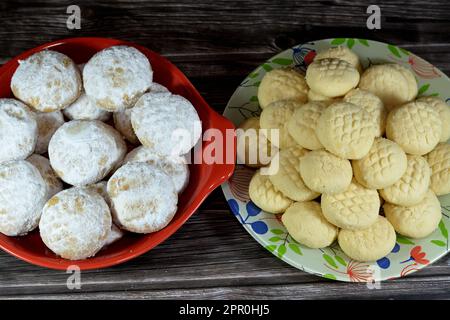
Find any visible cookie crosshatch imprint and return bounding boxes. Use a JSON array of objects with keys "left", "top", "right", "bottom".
[{"left": 221, "top": 38, "right": 450, "bottom": 282}]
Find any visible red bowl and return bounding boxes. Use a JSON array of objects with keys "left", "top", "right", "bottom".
[{"left": 0, "top": 37, "right": 236, "bottom": 270}]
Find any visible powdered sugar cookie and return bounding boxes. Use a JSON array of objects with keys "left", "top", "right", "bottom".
[
  {"left": 131, "top": 93, "right": 201, "bottom": 156},
  {"left": 0, "top": 99, "right": 37, "bottom": 163},
  {"left": 84, "top": 181, "right": 124, "bottom": 247},
  {"left": 268, "top": 146, "right": 319, "bottom": 202},
  {"left": 236, "top": 117, "right": 277, "bottom": 168},
  {"left": 359, "top": 64, "right": 416, "bottom": 110},
  {"left": 27, "top": 154, "right": 63, "bottom": 199},
  {"left": 83, "top": 46, "right": 153, "bottom": 111},
  {"left": 257, "top": 68, "right": 308, "bottom": 109},
  {"left": 321, "top": 180, "right": 380, "bottom": 230},
  {"left": 39, "top": 187, "right": 111, "bottom": 260},
  {"left": 35, "top": 110, "right": 65, "bottom": 154},
  {"left": 113, "top": 82, "right": 170, "bottom": 144},
  {"left": 260, "top": 100, "right": 299, "bottom": 149},
  {"left": 426, "top": 143, "right": 450, "bottom": 195},
  {"left": 417, "top": 96, "right": 450, "bottom": 142},
  {"left": 380, "top": 155, "right": 431, "bottom": 206},
  {"left": 49, "top": 120, "right": 126, "bottom": 186},
  {"left": 338, "top": 216, "right": 396, "bottom": 262},
  {"left": 124, "top": 146, "right": 189, "bottom": 193},
  {"left": 384, "top": 190, "right": 441, "bottom": 238},
  {"left": 104, "top": 223, "right": 124, "bottom": 246},
  {"left": 107, "top": 162, "right": 178, "bottom": 233},
  {"left": 282, "top": 201, "right": 338, "bottom": 249},
  {"left": 84, "top": 181, "right": 111, "bottom": 207},
  {"left": 11, "top": 50, "right": 81, "bottom": 112},
  {"left": 352, "top": 137, "right": 407, "bottom": 189},
  {"left": 316, "top": 102, "right": 375, "bottom": 159},
  {"left": 299, "top": 150, "right": 352, "bottom": 194},
  {"left": 306, "top": 58, "right": 360, "bottom": 97},
  {"left": 0, "top": 160, "right": 47, "bottom": 236},
  {"left": 64, "top": 92, "right": 111, "bottom": 122},
  {"left": 344, "top": 88, "right": 387, "bottom": 136},
  {"left": 287, "top": 101, "right": 326, "bottom": 150},
  {"left": 248, "top": 170, "right": 292, "bottom": 213},
  {"left": 386, "top": 101, "right": 441, "bottom": 155},
  {"left": 314, "top": 46, "right": 362, "bottom": 73}
]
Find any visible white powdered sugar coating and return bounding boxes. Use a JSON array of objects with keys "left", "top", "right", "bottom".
[
  {"left": 113, "top": 83, "right": 170, "bottom": 144},
  {"left": 64, "top": 92, "right": 111, "bottom": 121},
  {"left": 107, "top": 162, "right": 178, "bottom": 233},
  {"left": 0, "top": 99, "right": 37, "bottom": 163},
  {"left": 11, "top": 50, "right": 81, "bottom": 112},
  {"left": 84, "top": 181, "right": 111, "bottom": 207},
  {"left": 83, "top": 181, "right": 124, "bottom": 247},
  {"left": 131, "top": 93, "right": 201, "bottom": 156},
  {"left": 124, "top": 146, "right": 190, "bottom": 193},
  {"left": 35, "top": 110, "right": 65, "bottom": 154},
  {"left": 39, "top": 187, "right": 111, "bottom": 260},
  {"left": 0, "top": 160, "right": 47, "bottom": 236},
  {"left": 27, "top": 154, "right": 63, "bottom": 199},
  {"left": 104, "top": 223, "right": 124, "bottom": 246},
  {"left": 83, "top": 45, "right": 153, "bottom": 111},
  {"left": 48, "top": 120, "right": 126, "bottom": 186}
]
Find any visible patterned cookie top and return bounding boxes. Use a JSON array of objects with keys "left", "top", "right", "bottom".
[
  {"left": 417, "top": 96, "right": 450, "bottom": 142},
  {"left": 384, "top": 190, "right": 441, "bottom": 239},
  {"left": 306, "top": 58, "right": 360, "bottom": 97},
  {"left": 314, "top": 46, "right": 361, "bottom": 71},
  {"left": 11, "top": 50, "right": 81, "bottom": 112},
  {"left": 321, "top": 179, "right": 380, "bottom": 230},
  {"left": 316, "top": 102, "right": 375, "bottom": 159},
  {"left": 107, "top": 162, "right": 178, "bottom": 233},
  {"left": 380, "top": 155, "right": 431, "bottom": 206},
  {"left": 27, "top": 154, "right": 63, "bottom": 199},
  {"left": 35, "top": 110, "right": 65, "bottom": 154},
  {"left": 287, "top": 101, "right": 326, "bottom": 150},
  {"left": 48, "top": 120, "right": 126, "bottom": 186},
  {"left": 352, "top": 137, "right": 407, "bottom": 189},
  {"left": 0, "top": 99, "right": 37, "bottom": 163},
  {"left": 0, "top": 160, "right": 47, "bottom": 236},
  {"left": 359, "top": 64, "right": 414, "bottom": 110},
  {"left": 257, "top": 67, "right": 308, "bottom": 109},
  {"left": 83, "top": 46, "right": 153, "bottom": 111},
  {"left": 248, "top": 170, "right": 292, "bottom": 214},
  {"left": 260, "top": 99, "right": 300, "bottom": 149},
  {"left": 426, "top": 143, "right": 450, "bottom": 195},
  {"left": 344, "top": 88, "right": 387, "bottom": 137},
  {"left": 386, "top": 101, "right": 441, "bottom": 155},
  {"left": 268, "top": 146, "right": 319, "bottom": 202},
  {"left": 39, "top": 187, "right": 111, "bottom": 260}
]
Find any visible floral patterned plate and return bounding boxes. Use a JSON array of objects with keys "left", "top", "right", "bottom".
[{"left": 221, "top": 38, "right": 450, "bottom": 282}]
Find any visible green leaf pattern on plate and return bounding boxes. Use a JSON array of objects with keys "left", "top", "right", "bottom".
[{"left": 396, "top": 235, "right": 415, "bottom": 245}]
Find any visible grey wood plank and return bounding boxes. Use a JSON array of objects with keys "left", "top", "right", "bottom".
[{"left": 2, "top": 277, "right": 450, "bottom": 300}]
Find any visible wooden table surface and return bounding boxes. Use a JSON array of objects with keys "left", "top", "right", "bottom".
[{"left": 0, "top": 0, "right": 449, "bottom": 299}]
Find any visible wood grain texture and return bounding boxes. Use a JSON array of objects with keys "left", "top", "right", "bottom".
[{"left": 0, "top": 0, "right": 449, "bottom": 299}]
